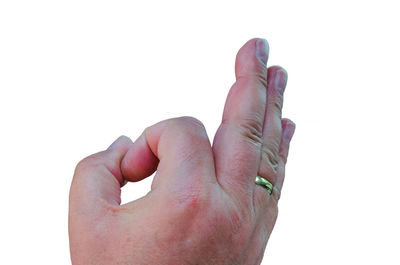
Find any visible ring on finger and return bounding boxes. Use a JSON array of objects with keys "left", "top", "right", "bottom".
[{"left": 254, "top": 176, "right": 281, "bottom": 200}]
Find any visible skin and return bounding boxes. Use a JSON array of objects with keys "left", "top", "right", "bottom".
[{"left": 69, "top": 38, "right": 296, "bottom": 265}]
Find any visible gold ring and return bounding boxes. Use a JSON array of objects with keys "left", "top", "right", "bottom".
[{"left": 254, "top": 176, "right": 274, "bottom": 195}]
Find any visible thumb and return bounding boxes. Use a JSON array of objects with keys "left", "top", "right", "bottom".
[
  {"left": 69, "top": 135, "right": 133, "bottom": 218},
  {"left": 69, "top": 117, "right": 216, "bottom": 218}
]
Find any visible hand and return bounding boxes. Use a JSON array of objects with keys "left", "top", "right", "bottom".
[{"left": 69, "top": 38, "right": 296, "bottom": 265}]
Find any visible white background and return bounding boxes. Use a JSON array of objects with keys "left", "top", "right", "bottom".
[{"left": 1, "top": 0, "right": 399, "bottom": 264}]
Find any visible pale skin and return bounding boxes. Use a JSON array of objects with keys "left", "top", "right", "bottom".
[{"left": 69, "top": 38, "right": 296, "bottom": 265}]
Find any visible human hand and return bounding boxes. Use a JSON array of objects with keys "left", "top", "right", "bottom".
[{"left": 69, "top": 38, "right": 296, "bottom": 265}]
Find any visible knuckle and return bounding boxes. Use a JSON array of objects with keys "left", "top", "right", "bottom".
[
  {"left": 237, "top": 115, "right": 264, "bottom": 146},
  {"left": 74, "top": 156, "right": 91, "bottom": 174},
  {"left": 177, "top": 116, "right": 205, "bottom": 128},
  {"left": 171, "top": 116, "right": 206, "bottom": 135},
  {"left": 167, "top": 181, "right": 213, "bottom": 220},
  {"left": 175, "top": 183, "right": 208, "bottom": 208},
  {"left": 265, "top": 138, "right": 280, "bottom": 157},
  {"left": 74, "top": 154, "right": 100, "bottom": 176},
  {"left": 237, "top": 73, "right": 268, "bottom": 90},
  {"left": 255, "top": 72, "right": 268, "bottom": 87},
  {"left": 261, "top": 144, "right": 279, "bottom": 174},
  {"left": 173, "top": 117, "right": 210, "bottom": 145},
  {"left": 268, "top": 92, "right": 283, "bottom": 115},
  {"left": 279, "top": 152, "right": 288, "bottom": 164}
]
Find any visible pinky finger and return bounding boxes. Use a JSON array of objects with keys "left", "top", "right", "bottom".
[
  {"left": 274, "top": 118, "right": 296, "bottom": 196},
  {"left": 278, "top": 118, "right": 296, "bottom": 164}
]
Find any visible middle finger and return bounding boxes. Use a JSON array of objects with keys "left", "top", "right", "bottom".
[{"left": 258, "top": 66, "right": 288, "bottom": 187}]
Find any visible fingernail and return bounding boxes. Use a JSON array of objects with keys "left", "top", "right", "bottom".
[
  {"left": 275, "top": 69, "right": 288, "bottom": 94},
  {"left": 107, "top": 139, "right": 120, "bottom": 150},
  {"left": 283, "top": 122, "right": 296, "bottom": 142},
  {"left": 107, "top": 135, "right": 129, "bottom": 150},
  {"left": 256, "top": 38, "right": 269, "bottom": 65}
]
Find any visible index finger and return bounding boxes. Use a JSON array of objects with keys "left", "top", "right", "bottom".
[{"left": 212, "top": 38, "right": 269, "bottom": 205}]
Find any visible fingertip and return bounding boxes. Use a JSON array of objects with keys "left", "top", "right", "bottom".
[
  {"left": 267, "top": 65, "right": 285, "bottom": 71},
  {"left": 235, "top": 38, "right": 269, "bottom": 80},
  {"left": 121, "top": 132, "right": 159, "bottom": 183},
  {"left": 282, "top": 117, "right": 295, "bottom": 126},
  {"left": 107, "top": 135, "right": 133, "bottom": 151},
  {"left": 268, "top": 65, "right": 288, "bottom": 80},
  {"left": 70, "top": 136, "right": 135, "bottom": 207},
  {"left": 255, "top": 38, "right": 270, "bottom": 65},
  {"left": 282, "top": 118, "right": 296, "bottom": 142}
]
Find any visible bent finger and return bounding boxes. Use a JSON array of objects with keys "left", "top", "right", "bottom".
[
  {"left": 122, "top": 116, "right": 217, "bottom": 192},
  {"left": 69, "top": 135, "right": 134, "bottom": 219}
]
